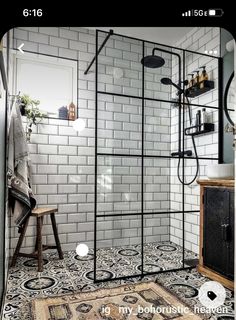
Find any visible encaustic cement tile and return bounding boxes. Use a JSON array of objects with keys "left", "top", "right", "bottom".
[{"left": 2, "top": 241, "right": 234, "bottom": 320}]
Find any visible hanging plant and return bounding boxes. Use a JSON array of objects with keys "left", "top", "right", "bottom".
[{"left": 18, "top": 94, "right": 46, "bottom": 142}]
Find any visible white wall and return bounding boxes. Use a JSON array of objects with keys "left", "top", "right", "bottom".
[
  {"left": 11, "top": 27, "right": 172, "bottom": 255},
  {"left": 11, "top": 26, "right": 221, "bottom": 257}
]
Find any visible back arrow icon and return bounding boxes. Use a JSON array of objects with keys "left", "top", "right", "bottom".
[{"left": 18, "top": 43, "right": 24, "bottom": 54}]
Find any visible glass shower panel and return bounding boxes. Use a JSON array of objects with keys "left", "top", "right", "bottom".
[
  {"left": 96, "top": 215, "right": 142, "bottom": 279},
  {"left": 96, "top": 154, "right": 142, "bottom": 279},
  {"left": 169, "top": 157, "right": 198, "bottom": 268},
  {"left": 97, "top": 97, "right": 142, "bottom": 155},
  {"left": 144, "top": 43, "right": 172, "bottom": 101},
  {"left": 97, "top": 32, "right": 142, "bottom": 97},
  {"left": 143, "top": 213, "right": 181, "bottom": 273},
  {"left": 144, "top": 157, "right": 170, "bottom": 213},
  {"left": 144, "top": 100, "right": 171, "bottom": 157},
  {"left": 97, "top": 155, "right": 141, "bottom": 216}
]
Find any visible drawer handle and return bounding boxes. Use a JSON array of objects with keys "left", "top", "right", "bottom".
[{"left": 221, "top": 224, "right": 230, "bottom": 242}]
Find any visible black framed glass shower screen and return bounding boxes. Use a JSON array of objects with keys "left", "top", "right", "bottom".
[{"left": 93, "top": 29, "right": 222, "bottom": 282}]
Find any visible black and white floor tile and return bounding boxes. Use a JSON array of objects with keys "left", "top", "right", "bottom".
[{"left": 2, "top": 241, "right": 234, "bottom": 319}]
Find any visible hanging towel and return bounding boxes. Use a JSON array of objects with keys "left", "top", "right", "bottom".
[{"left": 7, "top": 102, "right": 36, "bottom": 227}]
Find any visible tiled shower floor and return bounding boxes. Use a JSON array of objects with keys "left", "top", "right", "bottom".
[{"left": 2, "top": 241, "right": 234, "bottom": 319}]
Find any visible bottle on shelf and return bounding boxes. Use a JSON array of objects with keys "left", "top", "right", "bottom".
[
  {"left": 201, "top": 108, "right": 208, "bottom": 124},
  {"left": 199, "top": 66, "right": 208, "bottom": 89},
  {"left": 188, "top": 73, "right": 195, "bottom": 93},
  {"left": 195, "top": 110, "right": 201, "bottom": 132},
  {"left": 193, "top": 70, "right": 200, "bottom": 89}
]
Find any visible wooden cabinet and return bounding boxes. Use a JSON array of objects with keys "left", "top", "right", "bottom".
[{"left": 197, "top": 179, "right": 234, "bottom": 290}]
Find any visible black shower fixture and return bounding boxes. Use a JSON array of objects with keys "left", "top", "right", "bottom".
[
  {"left": 141, "top": 48, "right": 165, "bottom": 68},
  {"left": 161, "top": 77, "right": 184, "bottom": 95},
  {"left": 141, "top": 55, "right": 165, "bottom": 68},
  {"left": 160, "top": 77, "right": 173, "bottom": 85}
]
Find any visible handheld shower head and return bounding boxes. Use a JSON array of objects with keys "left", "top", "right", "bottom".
[
  {"left": 161, "top": 77, "right": 183, "bottom": 94},
  {"left": 141, "top": 55, "right": 165, "bottom": 68},
  {"left": 161, "top": 77, "right": 173, "bottom": 85}
]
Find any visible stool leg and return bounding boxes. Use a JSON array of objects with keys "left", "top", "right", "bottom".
[
  {"left": 37, "top": 216, "right": 43, "bottom": 272},
  {"left": 34, "top": 216, "right": 44, "bottom": 254},
  {"left": 11, "top": 216, "right": 30, "bottom": 267},
  {"left": 50, "top": 213, "right": 63, "bottom": 259}
]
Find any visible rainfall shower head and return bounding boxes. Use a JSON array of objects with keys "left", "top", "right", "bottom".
[{"left": 141, "top": 55, "right": 165, "bottom": 68}]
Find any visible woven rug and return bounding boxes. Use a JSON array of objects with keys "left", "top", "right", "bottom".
[{"left": 31, "top": 281, "right": 202, "bottom": 319}]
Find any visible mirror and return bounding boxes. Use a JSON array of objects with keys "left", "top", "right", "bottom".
[
  {"left": 224, "top": 71, "right": 235, "bottom": 126},
  {"left": 221, "top": 28, "right": 234, "bottom": 163}
]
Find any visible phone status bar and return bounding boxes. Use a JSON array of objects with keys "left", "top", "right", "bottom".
[{"left": 182, "top": 9, "right": 224, "bottom": 17}]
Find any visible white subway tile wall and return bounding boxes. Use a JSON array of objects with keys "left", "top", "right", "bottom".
[
  {"left": 170, "top": 27, "right": 220, "bottom": 253},
  {"left": 11, "top": 27, "right": 220, "bottom": 256},
  {"left": 11, "top": 27, "right": 173, "bottom": 255}
]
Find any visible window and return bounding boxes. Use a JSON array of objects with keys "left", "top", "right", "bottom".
[{"left": 14, "top": 52, "right": 77, "bottom": 118}]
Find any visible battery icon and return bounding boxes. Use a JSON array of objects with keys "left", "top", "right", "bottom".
[{"left": 208, "top": 8, "right": 224, "bottom": 17}]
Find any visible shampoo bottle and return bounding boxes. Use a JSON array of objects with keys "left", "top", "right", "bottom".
[
  {"left": 199, "top": 66, "right": 208, "bottom": 89},
  {"left": 194, "top": 70, "right": 200, "bottom": 89},
  {"left": 201, "top": 108, "right": 208, "bottom": 123},
  {"left": 195, "top": 110, "right": 201, "bottom": 132}
]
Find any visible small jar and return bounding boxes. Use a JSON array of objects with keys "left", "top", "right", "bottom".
[{"left": 58, "top": 106, "right": 68, "bottom": 119}]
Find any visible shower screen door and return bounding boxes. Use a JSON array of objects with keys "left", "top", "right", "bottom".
[{"left": 93, "top": 29, "right": 222, "bottom": 282}]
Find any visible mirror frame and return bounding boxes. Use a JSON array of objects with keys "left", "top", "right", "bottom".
[{"left": 224, "top": 71, "right": 234, "bottom": 126}]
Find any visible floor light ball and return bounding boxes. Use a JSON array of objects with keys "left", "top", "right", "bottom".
[
  {"left": 76, "top": 243, "right": 89, "bottom": 257},
  {"left": 73, "top": 118, "right": 85, "bottom": 132}
]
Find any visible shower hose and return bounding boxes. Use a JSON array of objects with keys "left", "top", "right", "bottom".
[{"left": 177, "top": 96, "right": 200, "bottom": 185}]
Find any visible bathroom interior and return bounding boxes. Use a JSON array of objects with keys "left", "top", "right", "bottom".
[{"left": 0, "top": 26, "right": 235, "bottom": 319}]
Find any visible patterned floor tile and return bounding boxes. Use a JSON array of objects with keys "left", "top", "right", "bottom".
[{"left": 2, "top": 241, "right": 234, "bottom": 320}]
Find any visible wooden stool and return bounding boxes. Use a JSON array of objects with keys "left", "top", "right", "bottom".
[{"left": 11, "top": 207, "right": 63, "bottom": 272}]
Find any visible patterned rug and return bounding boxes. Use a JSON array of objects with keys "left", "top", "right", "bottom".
[{"left": 31, "top": 281, "right": 201, "bottom": 319}]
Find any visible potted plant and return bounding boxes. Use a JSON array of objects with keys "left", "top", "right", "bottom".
[{"left": 18, "top": 94, "right": 46, "bottom": 142}]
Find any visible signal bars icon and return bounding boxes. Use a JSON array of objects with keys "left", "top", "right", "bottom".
[{"left": 182, "top": 10, "right": 192, "bottom": 16}]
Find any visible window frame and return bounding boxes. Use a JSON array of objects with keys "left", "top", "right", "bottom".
[{"left": 13, "top": 51, "right": 78, "bottom": 119}]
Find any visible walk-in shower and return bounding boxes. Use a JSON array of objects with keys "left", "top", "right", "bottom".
[{"left": 85, "top": 29, "right": 222, "bottom": 282}]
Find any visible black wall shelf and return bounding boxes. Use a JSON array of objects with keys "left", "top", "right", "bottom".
[
  {"left": 186, "top": 80, "right": 214, "bottom": 98},
  {"left": 185, "top": 123, "right": 215, "bottom": 136}
]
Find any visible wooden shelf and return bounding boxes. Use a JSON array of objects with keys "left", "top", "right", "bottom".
[
  {"left": 197, "top": 179, "right": 234, "bottom": 187},
  {"left": 185, "top": 80, "right": 214, "bottom": 98},
  {"left": 185, "top": 123, "right": 214, "bottom": 136},
  {"left": 198, "top": 265, "right": 234, "bottom": 291}
]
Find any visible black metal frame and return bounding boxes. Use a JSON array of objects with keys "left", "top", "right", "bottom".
[
  {"left": 93, "top": 29, "right": 222, "bottom": 283},
  {"left": 223, "top": 71, "right": 234, "bottom": 127},
  {"left": 84, "top": 29, "right": 113, "bottom": 75}
]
